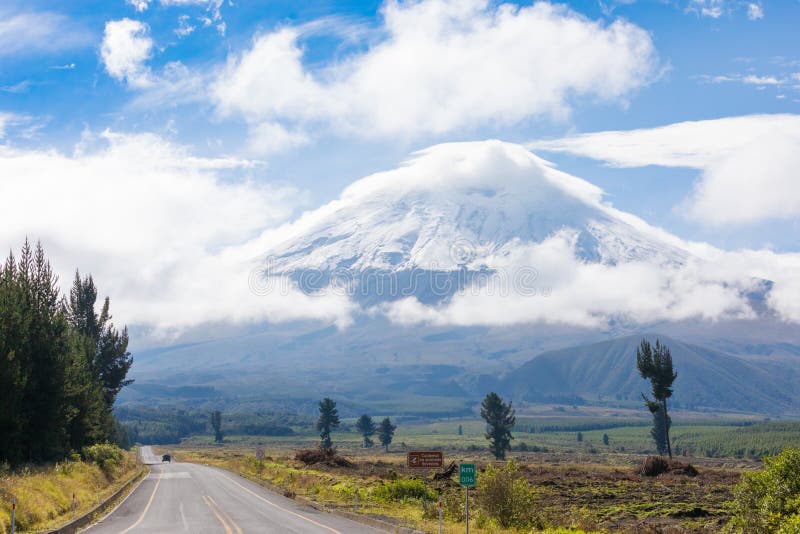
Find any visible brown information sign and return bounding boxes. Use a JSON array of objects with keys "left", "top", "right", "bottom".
[{"left": 407, "top": 451, "right": 443, "bottom": 469}]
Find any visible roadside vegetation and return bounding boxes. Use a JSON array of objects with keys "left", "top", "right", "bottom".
[
  {"left": 0, "top": 445, "right": 140, "bottom": 534},
  {"left": 171, "top": 442, "right": 743, "bottom": 533},
  {"left": 729, "top": 447, "right": 800, "bottom": 533}
]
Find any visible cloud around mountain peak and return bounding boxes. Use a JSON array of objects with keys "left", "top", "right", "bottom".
[
  {"left": 3, "top": 135, "right": 799, "bottom": 338},
  {"left": 340, "top": 141, "right": 604, "bottom": 206}
]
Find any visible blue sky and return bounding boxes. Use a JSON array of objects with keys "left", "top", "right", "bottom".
[{"left": 2, "top": 0, "right": 800, "bottom": 337}]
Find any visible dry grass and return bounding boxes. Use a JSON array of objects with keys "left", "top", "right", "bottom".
[
  {"left": 0, "top": 452, "right": 140, "bottom": 533},
  {"left": 171, "top": 443, "right": 742, "bottom": 533}
]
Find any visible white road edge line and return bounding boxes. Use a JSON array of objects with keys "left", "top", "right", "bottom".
[
  {"left": 119, "top": 469, "right": 162, "bottom": 534},
  {"left": 218, "top": 473, "right": 343, "bottom": 534},
  {"left": 78, "top": 466, "right": 150, "bottom": 532}
]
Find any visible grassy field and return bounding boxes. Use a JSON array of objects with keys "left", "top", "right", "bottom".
[
  {"left": 167, "top": 414, "right": 793, "bottom": 534},
  {"left": 0, "top": 449, "right": 141, "bottom": 534},
  {"left": 179, "top": 415, "right": 800, "bottom": 460}
]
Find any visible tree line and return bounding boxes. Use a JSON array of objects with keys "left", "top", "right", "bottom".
[
  {"left": 0, "top": 241, "right": 133, "bottom": 465},
  {"left": 316, "top": 398, "right": 397, "bottom": 452}
]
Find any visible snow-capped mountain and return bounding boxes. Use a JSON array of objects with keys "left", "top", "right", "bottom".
[
  {"left": 243, "top": 139, "right": 784, "bottom": 330},
  {"left": 257, "top": 141, "right": 695, "bottom": 301}
]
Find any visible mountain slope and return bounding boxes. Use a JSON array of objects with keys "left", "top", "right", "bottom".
[{"left": 502, "top": 334, "right": 799, "bottom": 414}]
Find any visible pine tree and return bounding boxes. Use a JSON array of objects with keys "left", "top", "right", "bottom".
[
  {"left": 68, "top": 273, "right": 133, "bottom": 406},
  {"left": 355, "top": 414, "right": 376, "bottom": 448},
  {"left": 21, "top": 241, "right": 71, "bottom": 461},
  {"left": 637, "top": 339, "right": 677, "bottom": 459},
  {"left": 211, "top": 410, "right": 224, "bottom": 443},
  {"left": 603, "top": 433, "right": 610, "bottom": 446},
  {"left": 378, "top": 418, "right": 396, "bottom": 452},
  {"left": 0, "top": 251, "right": 30, "bottom": 464},
  {"left": 63, "top": 332, "right": 108, "bottom": 452},
  {"left": 577, "top": 432, "right": 583, "bottom": 442},
  {"left": 316, "top": 398, "right": 340, "bottom": 451},
  {"left": 458, "top": 424, "right": 463, "bottom": 436},
  {"left": 481, "top": 392, "right": 516, "bottom": 460}
]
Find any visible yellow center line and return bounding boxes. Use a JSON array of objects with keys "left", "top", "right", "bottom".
[
  {"left": 206, "top": 495, "right": 243, "bottom": 534},
  {"left": 219, "top": 473, "right": 342, "bottom": 534},
  {"left": 203, "top": 495, "right": 233, "bottom": 534},
  {"left": 119, "top": 471, "right": 162, "bottom": 534}
]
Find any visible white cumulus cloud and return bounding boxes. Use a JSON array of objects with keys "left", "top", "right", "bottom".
[
  {"left": 213, "top": 0, "right": 659, "bottom": 142},
  {"left": 747, "top": 2, "right": 764, "bottom": 20},
  {"left": 529, "top": 114, "right": 800, "bottom": 225},
  {"left": 0, "top": 131, "right": 360, "bottom": 336},
  {"left": 687, "top": 0, "right": 726, "bottom": 18},
  {"left": 101, "top": 19, "right": 154, "bottom": 88},
  {"left": 126, "top": 0, "right": 151, "bottom": 12}
]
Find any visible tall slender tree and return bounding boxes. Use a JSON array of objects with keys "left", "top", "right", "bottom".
[
  {"left": 23, "top": 242, "right": 69, "bottom": 461},
  {"left": 355, "top": 414, "right": 376, "bottom": 448},
  {"left": 0, "top": 250, "right": 29, "bottom": 463},
  {"left": 378, "top": 418, "right": 397, "bottom": 452},
  {"left": 481, "top": 392, "right": 516, "bottom": 460},
  {"left": 649, "top": 403, "right": 671, "bottom": 455},
  {"left": 636, "top": 339, "right": 677, "bottom": 459},
  {"left": 67, "top": 272, "right": 133, "bottom": 406},
  {"left": 211, "top": 410, "right": 224, "bottom": 443},
  {"left": 316, "top": 398, "right": 340, "bottom": 451}
]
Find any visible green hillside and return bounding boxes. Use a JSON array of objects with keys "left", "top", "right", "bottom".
[{"left": 502, "top": 334, "right": 800, "bottom": 415}]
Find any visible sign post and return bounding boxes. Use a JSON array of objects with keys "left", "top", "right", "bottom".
[
  {"left": 459, "top": 464, "right": 476, "bottom": 534},
  {"left": 438, "top": 496, "right": 443, "bottom": 534},
  {"left": 407, "top": 451, "right": 444, "bottom": 469},
  {"left": 465, "top": 487, "right": 469, "bottom": 534}
]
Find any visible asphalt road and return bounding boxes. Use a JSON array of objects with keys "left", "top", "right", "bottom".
[{"left": 82, "top": 446, "right": 383, "bottom": 533}]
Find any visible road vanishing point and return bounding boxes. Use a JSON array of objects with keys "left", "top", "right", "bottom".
[{"left": 83, "top": 446, "right": 382, "bottom": 533}]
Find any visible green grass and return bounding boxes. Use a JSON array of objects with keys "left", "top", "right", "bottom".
[{"left": 176, "top": 419, "right": 800, "bottom": 461}]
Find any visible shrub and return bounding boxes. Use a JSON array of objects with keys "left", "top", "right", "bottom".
[
  {"left": 475, "top": 460, "right": 536, "bottom": 528},
  {"left": 777, "top": 513, "right": 800, "bottom": 534},
  {"left": 294, "top": 447, "right": 352, "bottom": 467},
  {"left": 729, "top": 448, "right": 800, "bottom": 533},
  {"left": 638, "top": 455, "right": 669, "bottom": 477},
  {"left": 81, "top": 443, "right": 125, "bottom": 477},
  {"left": 441, "top": 487, "right": 466, "bottom": 521},
  {"left": 373, "top": 478, "right": 435, "bottom": 503}
]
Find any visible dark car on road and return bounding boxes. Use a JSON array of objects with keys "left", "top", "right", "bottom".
[{"left": 162, "top": 454, "right": 171, "bottom": 463}]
